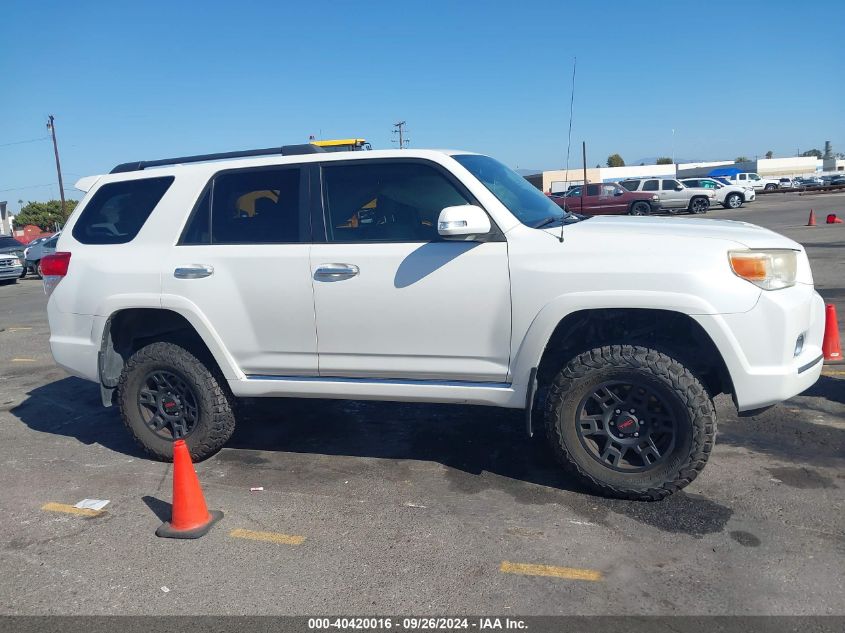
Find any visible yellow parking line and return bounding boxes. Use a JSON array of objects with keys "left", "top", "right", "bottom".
[
  {"left": 7, "top": 327, "right": 32, "bottom": 332},
  {"left": 500, "top": 561, "right": 603, "bottom": 582},
  {"left": 41, "top": 502, "right": 105, "bottom": 517},
  {"left": 822, "top": 369, "right": 845, "bottom": 376},
  {"left": 12, "top": 358, "right": 36, "bottom": 362},
  {"left": 229, "top": 528, "right": 305, "bottom": 545}
]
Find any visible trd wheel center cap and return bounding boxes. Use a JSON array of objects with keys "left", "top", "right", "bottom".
[
  {"left": 613, "top": 413, "right": 639, "bottom": 437},
  {"left": 161, "top": 395, "right": 181, "bottom": 417}
]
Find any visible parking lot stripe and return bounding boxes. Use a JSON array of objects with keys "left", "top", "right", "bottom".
[
  {"left": 11, "top": 358, "right": 36, "bottom": 362},
  {"left": 822, "top": 368, "right": 845, "bottom": 376},
  {"left": 499, "top": 561, "right": 603, "bottom": 581},
  {"left": 41, "top": 502, "right": 105, "bottom": 517},
  {"left": 229, "top": 528, "right": 305, "bottom": 545}
]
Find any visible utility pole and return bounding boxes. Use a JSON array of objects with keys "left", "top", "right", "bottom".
[
  {"left": 392, "top": 121, "right": 409, "bottom": 149},
  {"left": 46, "top": 115, "right": 66, "bottom": 219}
]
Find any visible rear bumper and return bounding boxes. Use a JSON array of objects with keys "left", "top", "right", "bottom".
[
  {"left": 47, "top": 308, "right": 102, "bottom": 383},
  {"left": 694, "top": 286, "right": 825, "bottom": 411}
]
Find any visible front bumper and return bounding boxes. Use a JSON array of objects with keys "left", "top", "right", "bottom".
[
  {"left": 0, "top": 262, "right": 23, "bottom": 279},
  {"left": 694, "top": 285, "right": 825, "bottom": 411}
]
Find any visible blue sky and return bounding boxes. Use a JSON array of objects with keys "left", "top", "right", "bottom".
[{"left": 1, "top": 0, "right": 843, "bottom": 209}]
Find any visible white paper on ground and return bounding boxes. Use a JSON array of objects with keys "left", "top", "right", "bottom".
[{"left": 74, "top": 499, "right": 110, "bottom": 511}]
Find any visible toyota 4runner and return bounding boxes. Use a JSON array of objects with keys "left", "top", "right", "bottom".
[{"left": 43, "top": 145, "right": 825, "bottom": 500}]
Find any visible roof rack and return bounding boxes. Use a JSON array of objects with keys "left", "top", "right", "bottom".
[{"left": 109, "top": 144, "right": 325, "bottom": 174}]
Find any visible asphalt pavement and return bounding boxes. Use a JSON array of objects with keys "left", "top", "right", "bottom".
[{"left": 0, "top": 192, "right": 842, "bottom": 616}]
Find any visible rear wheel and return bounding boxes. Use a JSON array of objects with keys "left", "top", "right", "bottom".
[
  {"left": 118, "top": 341, "right": 236, "bottom": 461},
  {"left": 34, "top": 261, "right": 42, "bottom": 279},
  {"left": 629, "top": 201, "right": 650, "bottom": 216},
  {"left": 724, "top": 193, "right": 743, "bottom": 209},
  {"left": 543, "top": 345, "right": 715, "bottom": 500},
  {"left": 764, "top": 183, "right": 777, "bottom": 191},
  {"left": 689, "top": 197, "right": 709, "bottom": 214}
]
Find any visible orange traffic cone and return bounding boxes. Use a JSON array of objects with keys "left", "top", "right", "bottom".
[
  {"left": 826, "top": 213, "right": 844, "bottom": 224},
  {"left": 156, "top": 440, "right": 223, "bottom": 539},
  {"left": 823, "top": 304, "right": 843, "bottom": 363},
  {"left": 807, "top": 209, "right": 816, "bottom": 226}
]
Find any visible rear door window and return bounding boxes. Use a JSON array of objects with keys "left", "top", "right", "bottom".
[
  {"left": 72, "top": 176, "right": 174, "bottom": 244},
  {"left": 642, "top": 180, "right": 659, "bottom": 191},
  {"left": 207, "top": 167, "right": 304, "bottom": 244}
]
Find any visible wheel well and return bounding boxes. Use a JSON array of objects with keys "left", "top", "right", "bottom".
[
  {"left": 536, "top": 308, "right": 733, "bottom": 400},
  {"left": 99, "top": 308, "right": 220, "bottom": 403}
]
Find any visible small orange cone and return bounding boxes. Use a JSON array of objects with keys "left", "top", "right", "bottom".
[
  {"left": 826, "top": 213, "right": 843, "bottom": 224},
  {"left": 822, "top": 304, "right": 843, "bottom": 363},
  {"left": 156, "top": 440, "right": 223, "bottom": 539},
  {"left": 807, "top": 209, "right": 816, "bottom": 226}
]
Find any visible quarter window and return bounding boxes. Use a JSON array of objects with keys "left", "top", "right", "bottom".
[
  {"left": 72, "top": 176, "right": 174, "bottom": 245},
  {"left": 210, "top": 168, "right": 302, "bottom": 244},
  {"left": 322, "top": 162, "right": 471, "bottom": 242}
]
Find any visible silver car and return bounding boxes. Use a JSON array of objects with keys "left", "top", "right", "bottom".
[
  {"left": 619, "top": 178, "right": 716, "bottom": 214},
  {"left": 24, "top": 232, "right": 60, "bottom": 277}
]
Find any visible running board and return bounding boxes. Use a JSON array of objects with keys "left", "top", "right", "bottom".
[{"left": 231, "top": 375, "right": 520, "bottom": 408}]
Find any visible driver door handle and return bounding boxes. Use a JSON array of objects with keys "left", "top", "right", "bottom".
[{"left": 314, "top": 263, "right": 359, "bottom": 281}]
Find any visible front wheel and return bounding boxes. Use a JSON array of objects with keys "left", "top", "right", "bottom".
[
  {"left": 689, "top": 197, "right": 709, "bottom": 214},
  {"left": 629, "top": 201, "right": 650, "bottom": 216},
  {"left": 543, "top": 345, "right": 716, "bottom": 500},
  {"left": 118, "top": 341, "right": 236, "bottom": 461},
  {"left": 724, "top": 193, "right": 743, "bottom": 209}
]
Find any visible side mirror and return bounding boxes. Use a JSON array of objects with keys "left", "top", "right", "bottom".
[
  {"left": 437, "top": 205, "right": 491, "bottom": 239},
  {"left": 614, "top": 189, "right": 624, "bottom": 196},
  {"left": 675, "top": 186, "right": 683, "bottom": 191}
]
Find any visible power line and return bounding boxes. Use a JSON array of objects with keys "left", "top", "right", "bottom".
[{"left": 0, "top": 136, "right": 49, "bottom": 148}]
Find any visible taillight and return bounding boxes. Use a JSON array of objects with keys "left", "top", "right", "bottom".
[{"left": 41, "top": 252, "right": 71, "bottom": 276}]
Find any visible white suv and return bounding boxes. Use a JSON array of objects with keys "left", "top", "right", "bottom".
[
  {"left": 679, "top": 178, "right": 755, "bottom": 209},
  {"left": 43, "top": 146, "right": 825, "bottom": 500}
]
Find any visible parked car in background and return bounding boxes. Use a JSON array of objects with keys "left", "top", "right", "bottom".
[
  {"left": 549, "top": 182, "right": 660, "bottom": 216},
  {"left": 0, "top": 235, "right": 26, "bottom": 278},
  {"left": 679, "top": 177, "right": 754, "bottom": 209},
  {"left": 829, "top": 175, "right": 845, "bottom": 185},
  {"left": 717, "top": 172, "right": 780, "bottom": 191},
  {"left": 779, "top": 177, "right": 794, "bottom": 189},
  {"left": 0, "top": 253, "right": 24, "bottom": 284},
  {"left": 619, "top": 178, "right": 715, "bottom": 213},
  {"left": 794, "top": 177, "right": 823, "bottom": 188},
  {"left": 24, "top": 232, "right": 60, "bottom": 277}
]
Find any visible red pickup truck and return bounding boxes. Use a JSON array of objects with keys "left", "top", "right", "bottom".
[{"left": 549, "top": 182, "right": 660, "bottom": 216}]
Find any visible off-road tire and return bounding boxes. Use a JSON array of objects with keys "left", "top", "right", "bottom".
[
  {"left": 543, "top": 345, "right": 716, "bottom": 501},
  {"left": 118, "top": 341, "right": 236, "bottom": 462},
  {"left": 724, "top": 193, "right": 742, "bottom": 209}
]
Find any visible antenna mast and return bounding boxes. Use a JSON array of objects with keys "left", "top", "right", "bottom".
[{"left": 561, "top": 56, "right": 577, "bottom": 242}]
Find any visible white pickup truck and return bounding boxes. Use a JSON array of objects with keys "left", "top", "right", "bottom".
[
  {"left": 719, "top": 172, "right": 780, "bottom": 191},
  {"left": 42, "top": 146, "right": 825, "bottom": 501}
]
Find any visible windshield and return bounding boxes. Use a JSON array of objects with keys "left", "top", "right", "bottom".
[
  {"left": 452, "top": 154, "right": 565, "bottom": 227},
  {"left": 0, "top": 236, "right": 22, "bottom": 248}
]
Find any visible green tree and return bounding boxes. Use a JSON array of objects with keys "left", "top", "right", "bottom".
[
  {"left": 606, "top": 154, "right": 625, "bottom": 168},
  {"left": 656, "top": 157, "right": 673, "bottom": 165},
  {"left": 801, "top": 149, "right": 823, "bottom": 159},
  {"left": 765, "top": 150, "right": 773, "bottom": 159},
  {"left": 735, "top": 156, "right": 750, "bottom": 163},
  {"left": 15, "top": 200, "right": 78, "bottom": 231}
]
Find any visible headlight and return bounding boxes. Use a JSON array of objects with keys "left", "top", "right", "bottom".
[{"left": 729, "top": 249, "right": 797, "bottom": 290}]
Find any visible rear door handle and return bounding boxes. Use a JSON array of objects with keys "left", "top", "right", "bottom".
[
  {"left": 174, "top": 265, "right": 214, "bottom": 279},
  {"left": 314, "top": 263, "right": 359, "bottom": 281}
]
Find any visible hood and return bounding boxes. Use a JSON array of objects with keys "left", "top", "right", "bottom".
[{"left": 548, "top": 215, "right": 802, "bottom": 250}]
